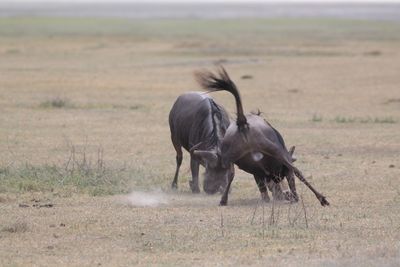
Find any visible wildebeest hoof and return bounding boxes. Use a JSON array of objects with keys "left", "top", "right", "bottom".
[
  {"left": 261, "top": 192, "right": 270, "bottom": 202},
  {"left": 219, "top": 200, "right": 227, "bottom": 206},
  {"left": 319, "top": 196, "right": 330, "bottom": 206},
  {"left": 192, "top": 188, "right": 200, "bottom": 193},
  {"left": 171, "top": 182, "right": 178, "bottom": 190},
  {"left": 189, "top": 181, "right": 200, "bottom": 193},
  {"left": 283, "top": 191, "right": 298, "bottom": 202}
]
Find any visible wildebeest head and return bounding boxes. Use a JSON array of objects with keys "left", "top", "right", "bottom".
[{"left": 192, "top": 148, "right": 232, "bottom": 194}]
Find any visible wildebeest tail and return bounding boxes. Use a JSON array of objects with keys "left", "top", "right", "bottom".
[{"left": 195, "top": 66, "right": 248, "bottom": 131}]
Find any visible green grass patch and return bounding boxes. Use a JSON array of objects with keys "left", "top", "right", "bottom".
[
  {"left": 37, "top": 98, "right": 147, "bottom": 111},
  {"left": 39, "top": 97, "right": 74, "bottom": 109},
  {"left": 1, "top": 17, "right": 400, "bottom": 43},
  {"left": 310, "top": 115, "right": 397, "bottom": 124},
  {"left": 0, "top": 148, "right": 163, "bottom": 196},
  {"left": 311, "top": 114, "right": 323, "bottom": 122},
  {"left": 5, "top": 48, "right": 21, "bottom": 55},
  {"left": 333, "top": 116, "right": 356, "bottom": 123},
  {"left": 333, "top": 116, "right": 397, "bottom": 124}
]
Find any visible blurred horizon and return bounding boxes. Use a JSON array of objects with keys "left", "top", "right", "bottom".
[
  {"left": 1, "top": 1, "right": 400, "bottom": 20},
  {"left": 3, "top": 0, "right": 400, "bottom": 3}
]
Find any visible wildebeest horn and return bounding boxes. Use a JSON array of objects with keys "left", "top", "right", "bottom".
[
  {"left": 193, "top": 150, "right": 218, "bottom": 168},
  {"left": 190, "top": 142, "right": 204, "bottom": 154},
  {"left": 289, "top": 146, "right": 296, "bottom": 162}
]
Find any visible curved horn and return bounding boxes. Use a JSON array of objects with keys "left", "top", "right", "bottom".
[
  {"left": 190, "top": 142, "right": 204, "bottom": 154},
  {"left": 193, "top": 150, "right": 218, "bottom": 168},
  {"left": 289, "top": 146, "right": 296, "bottom": 162}
]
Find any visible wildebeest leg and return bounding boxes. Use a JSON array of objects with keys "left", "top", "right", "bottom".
[
  {"left": 266, "top": 180, "right": 285, "bottom": 201},
  {"left": 171, "top": 144, "right": 183, "bottom": 190},
  {"left": 292, "top": 167, "right": 329, "bottom": 206},
  {"left": 286, "top": 170, "right": 299, "bottom": 202},
  {"left": 258, "top": 141, "right": 329, "bottom": 206},
  {"left": 189, "top": 156, "right": 200, "bottom": 193},
  {"left": 220, "top": 165, "right": 235, "bottom": 206},
  {"left": 254, "top": 175, "right": 269, "bottom": 202},
  {"left": 259, "top": 161, "right": 289, "bottom": 201}
]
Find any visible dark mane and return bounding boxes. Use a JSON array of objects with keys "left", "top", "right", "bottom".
[
  {"left": 191, "top": 98, "right": 229, "bottom": 151},
  {"left": 209, "top": 98, "right": 229, "bottom": 148}
]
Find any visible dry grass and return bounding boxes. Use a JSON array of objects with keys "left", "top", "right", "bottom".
[
  {"left": 0, "top": 17, "right": 400, "bottom": 266},
  {"left": 1, "top": 221, "right": 29, "bottom": 233}
]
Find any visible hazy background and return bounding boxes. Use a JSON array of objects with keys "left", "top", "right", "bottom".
[{"left": 1, "top": 1, "right": 400, "bottom": 20}]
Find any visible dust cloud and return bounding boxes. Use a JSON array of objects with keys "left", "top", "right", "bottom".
[{"left": 125, "top": 190, "right": 169, "bottom": 207}]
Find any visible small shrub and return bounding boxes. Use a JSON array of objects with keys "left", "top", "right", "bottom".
[
  {"left": 373, "top": 117, "right": 396, "bottom": 124},
  {"left": 333, "top": 116, "right": 396, "bottom": 124},
  {"left": 241, "top": 75, "right": 253, "bottom": 80},
  {"left": 288, "top": 88, "right": 300, "bottom": 93},
  {"left": 364, "top": 50, "right": 382, "bottom": 56},
  {"left": 0, "top": 167, "right": 9, "bottom": 175},
  {"left": 334, "top": 116, "right": 356, "bottom": 123},
  {"left": 130, "top": 104, "right": 143, "bottom": 110},
  {"left": 311, "top": 114, "right": 323, "bottom": 122},
  {"left": 384, "top": 98, "right": 400, "bottom": 105},
  {"left": 39, "top": 97, "right": 73, "bottom": 109},
  {"left": 2, "top": 221, "right": 28, "bottom": 233},
  {"left": 5, "top": 48, "right": 21, "bottom": 55}
]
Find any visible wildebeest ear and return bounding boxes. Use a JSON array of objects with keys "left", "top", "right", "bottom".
[
  {"left": 193, "top": 150, "right": 218, "bottom": 168},
  {"left": 289, "top": 146, "right": 296, "bottom": 162}
]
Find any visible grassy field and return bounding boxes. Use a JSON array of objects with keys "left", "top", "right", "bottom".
[{"left": 1, "top": 17, "right": 400, "bottom": 266}]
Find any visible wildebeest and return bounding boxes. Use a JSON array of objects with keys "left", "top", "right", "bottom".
[
  {"left": 195, "top": 67, "right": 330, "bottom": 206},
  {"left": 169, "top": 92, "right": 233, "bottom": 194}
]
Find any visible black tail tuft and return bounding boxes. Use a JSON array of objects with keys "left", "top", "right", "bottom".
[
  {"left": 195, "top": 67, "right": 235, "bottom": 94},
  {"left": 195, "top": 66, "right": 248, "bottom": 131}
]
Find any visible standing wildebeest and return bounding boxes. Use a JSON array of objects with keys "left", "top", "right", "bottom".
[
  {"left": 195, "top": 67, "right": 330, "bottom": 206},
  {"left": 169, "top": 92, "right": 233, "bottom": 194}
]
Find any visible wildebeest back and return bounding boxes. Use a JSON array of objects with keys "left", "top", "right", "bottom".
[{"left": 169, "top": 92, "right": 230, "bottom": 152}]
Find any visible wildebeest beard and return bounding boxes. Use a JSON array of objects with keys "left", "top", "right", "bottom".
[{"left": 202, "top": 163, "right": 230, "bottom": 194}]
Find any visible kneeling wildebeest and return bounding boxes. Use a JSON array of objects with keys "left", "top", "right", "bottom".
[
  {"left": 195, "top": 67, "right": 330, "bottom": 206},
  {"left": 169, "top": 92, "right": 233, "bottom": 193}
]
